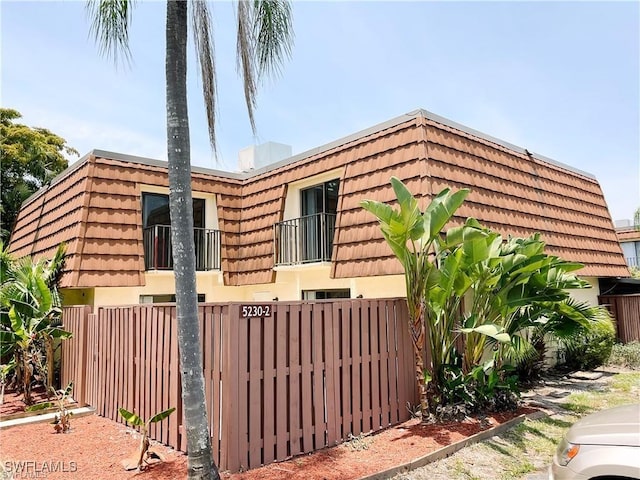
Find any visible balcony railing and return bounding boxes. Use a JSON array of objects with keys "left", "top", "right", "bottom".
[
  {"left": 626, "top": 257, "right": 639, "bottom": 268},
  {"left": 143, "top": 225, "right": 221, "bottom": 271},
  {"left": 274, "top": 213, "right": 336, "bottom": 266}
]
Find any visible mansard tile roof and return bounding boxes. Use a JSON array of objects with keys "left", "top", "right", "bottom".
[{"left": 8, "top": 109, "right": 629, "bottom": 287}]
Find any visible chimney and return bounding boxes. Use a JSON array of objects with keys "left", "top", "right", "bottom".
[
  {"left": 239, "top": 142, "right": 292, "bottom": 172},
  {"left": 615, "top": 219, "right": 632, "bottom": 228}
]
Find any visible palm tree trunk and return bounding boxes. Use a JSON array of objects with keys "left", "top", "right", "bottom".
[
  {"left": 165, "top": 2, "right": 217, "bottom": 479},
  {"left": 408, "top": 302, "right": 429, "bottom": 422}
]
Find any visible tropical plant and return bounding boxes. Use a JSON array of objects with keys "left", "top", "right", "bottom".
[
  {"left": 361, "top": 177, "right": 469, "bottom": 420},
  {"left": 0, "top": 361, "right": 16, "bottom": 405},
  {"left": 425, "top": 218, "right": 498, "bottom": 405},
  {"left": 458, "top": 233, "right": 590, "bottom": 368},
  {"left": 87, "top": 1, "right": 294, "bottom": 477},
  {"left": 119, "top": 407, "right": 176, "bottom": 472},
  {"left": 608, "top": 341, "right": 640, "bottom": 369},
  {"left": 26, "top": 382, "right": 74, "bottom": 433},
  {"left": 0, "top": 242, "right": 70, "bottom": 405},
  {"left": 364, "top": 180, "right": 615, "bottom": 419},
  {"left": 561, "top": 310, "right": 616, "bottom": 370}
]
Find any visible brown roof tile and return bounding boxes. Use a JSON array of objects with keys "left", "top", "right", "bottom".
[
  {"left": 9, "top": 111, "right": 628, "bottom": 288},
  {"left": 617, "top": 228, "right": 640, "bottom": 242}
]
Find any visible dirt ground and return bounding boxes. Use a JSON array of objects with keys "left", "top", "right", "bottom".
[
  {"left": 224, "top": 408, "right": 534, "bottom": 480},
  {"left": 0, "top": 413, "right": 188, "bottom": 480},
  {"left": 0, "top": 384, "right": 532, "bottom": 480},
  {"left": 389, "top": 366, "right": 639, "bottom": 480},
  {"left": 4, "top": 367, "right": 631, "bottom": 480}
]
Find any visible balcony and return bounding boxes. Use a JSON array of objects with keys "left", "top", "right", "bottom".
[
  {"left": 274, "top": 213, "right": 336, "bottom": 266},
  {"left": 143, "top": 225, "right": 221, "bottom": 271},
  {"left": 626, "top": 257, "right": 639, "bottom": 268}
]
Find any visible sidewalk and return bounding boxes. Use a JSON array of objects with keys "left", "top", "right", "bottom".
[{"left": 0, "top": 405, "right": 95, "bottom": 429}]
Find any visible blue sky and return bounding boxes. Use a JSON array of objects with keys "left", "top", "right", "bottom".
[{"left": 2, "top": 1, "right": 639, "bottom": 222}]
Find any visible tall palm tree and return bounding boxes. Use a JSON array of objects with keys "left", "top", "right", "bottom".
[{"left": 87, "top": 1, "right": 293, "bottom": 478}]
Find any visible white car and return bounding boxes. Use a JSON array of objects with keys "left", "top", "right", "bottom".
[{"left": 550, "top": 403, "right": 640, "bottom": 480}]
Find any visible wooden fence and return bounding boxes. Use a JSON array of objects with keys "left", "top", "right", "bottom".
[
  {"left": 60, "top": 299, "right": 417, "bottom": 472},
  {"left": 599, "top": 294, "right": 640, "bottom": 343}
]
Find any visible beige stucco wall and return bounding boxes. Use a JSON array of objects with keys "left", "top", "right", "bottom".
[
  {"left": 64, "top": 269, "right": 599, "bottom": 309},
  {"left": 254, "top": 266, "right": 406, "bottom": 301},
  {"left": 62, "top": 288, "right": 94, "bottom": 306},
  {"left": 567, "top": 277, "right": 600, "bottom": 305},
  {"left": 90, "top": 271, "right": 228, "bottom": 306},
  {"left": 81, "top": 267, "right": 406, "bottom": 306}
]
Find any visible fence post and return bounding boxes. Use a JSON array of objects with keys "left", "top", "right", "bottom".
[
  {"left": 221, "top": 303, "right": 241, "bottom": 472},
  {"left": 77, "top": 305, "right": 92, "bottom": 405}
]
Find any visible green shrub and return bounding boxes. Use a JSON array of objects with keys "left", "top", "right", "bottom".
[
  {"left": 607, "top": 342, "right": 640, "bottom": 369},
  {"left": 562, "top": 317, "right": 615, "bottom": 371},
  {"left": 436, "top": 360, "right": 520, "bottom": 420}
]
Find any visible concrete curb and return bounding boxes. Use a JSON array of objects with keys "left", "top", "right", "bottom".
[
  {"left": 0, "top": 406, "right": 96, "bottom": 430},
  {"left": 358, "top": 410, "right": 547, "bottom": 480}
]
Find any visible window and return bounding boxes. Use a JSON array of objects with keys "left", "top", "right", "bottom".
[
  {"left": 301, "top": 179, "right": 339, "bottom": 217},
  {"left": 142, "top": 193, "right": 220, "bottom": 271},
  {"left": 142, "top": 193, "right": 205, "bottom": 229},
  {"left": 274, "top": 178, "right": 341, "bottom": 266},
  {"left": 140, "top": 294, "right": 206, "bottom": 304},
  {"left": 302, "top": 289, "right": 350, "bottom": 300},
  {"left": 300, "top": 179, "right": 339, "bottom": 263}
]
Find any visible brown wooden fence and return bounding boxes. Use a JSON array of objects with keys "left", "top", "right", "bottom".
[
  {"left": 60, "top": 299, "right": 417, "bottom": 472},
  {"left": 599, "top": 294, "right": 640, "bottom": 343}
]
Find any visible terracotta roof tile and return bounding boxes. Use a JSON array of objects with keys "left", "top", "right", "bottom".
[
  {"left": 617, "top": 228, "right": 640, "bottom": 242},
  {"left": 9, "top": 112, "right": 628, "bottom": 288}
]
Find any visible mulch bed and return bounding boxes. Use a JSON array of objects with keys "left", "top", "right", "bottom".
[
  {"left": 0, "top": 385, "right": 50, "bottom": 417},
  {"left": 1, "top": 385, "right": 536, "bottom": 480},
  {"left": 224, "top": 407, "right": 537, "bottom": 480}
]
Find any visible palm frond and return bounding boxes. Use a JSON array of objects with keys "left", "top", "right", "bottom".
[
  {"left": 191, "top": 0, "right": 218, "bottom": 156},
  {"left": 236, "top": 0, "right": 258, "bottom": 133},
  {"left": 236, "top": 0, "right": 294, "bottom": 134},
  {"left": 252, "top": 0, "right": 294, "bottom": 78},
  {"left": 500, "top": 333, "right": 537, "bottom": 365},
  {"left": 86, "top": 0, "right": 135, "bottom": 65},
  {"left": 44, "top": 243, "right": 66, "bottom": 290},
  {"left": 0, "top": 240, "right": 14, "bottom": 285}
]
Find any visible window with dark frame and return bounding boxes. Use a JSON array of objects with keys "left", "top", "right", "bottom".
[
  {"left": 139, "top": 294, "right": 206, "bottom": 304},
  {"left": 302, "top": 289, "right": 350, "bottom": 300},
  {"left": 142, "top": 193, "right": 205, "bottom": 229},
  {"left": 141, "top": 193, "right": 208, "bottom": 270}
]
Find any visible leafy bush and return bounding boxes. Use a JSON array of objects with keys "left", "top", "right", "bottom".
[
  {"left": 437, "top": 361, "right": 520, "bottom": 420},
  {"left": 607, "top": 342, "right": 640, "bottom": 369},
  {"left": 562, "top": 316, "right": 615, "bottom": 371}
]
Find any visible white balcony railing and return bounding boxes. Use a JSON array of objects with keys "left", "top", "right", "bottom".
[{"left": 626, "top": 257, "right": 639, "bottom": 268}]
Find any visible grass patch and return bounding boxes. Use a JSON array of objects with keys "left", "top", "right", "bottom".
[
  {"left": 501, "top": 460, "right": 535, "bottom": 479},
  {"left": 610, "top": 372, "right": 640, "bottom": 392},
  {"left": 560, "top": 373, "right": 640, "bottom": 415},
  {"left": 452, "top": 459, "right": 482, "bottom": 480},
  {"left": 408, "top": 372, "right": 640, "bottom": 479}
]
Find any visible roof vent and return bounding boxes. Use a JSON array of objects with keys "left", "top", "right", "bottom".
[{"left": 239, "top": 142, "right": 292, "bottom": 172}]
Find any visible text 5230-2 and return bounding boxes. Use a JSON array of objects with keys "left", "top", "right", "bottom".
[{"left": 241, "top": 305, "right": 272, "bottom": 318}]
